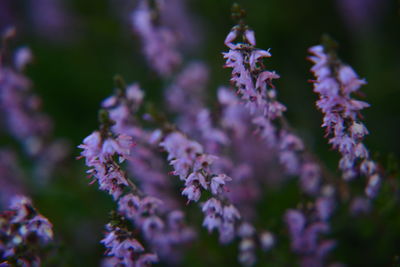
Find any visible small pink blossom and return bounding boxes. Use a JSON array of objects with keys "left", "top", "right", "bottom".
[{"left": 210, "top": 174, "right": 232, "bottom": 195}]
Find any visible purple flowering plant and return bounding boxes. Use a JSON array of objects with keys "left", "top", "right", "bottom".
[{"left": 0, "top": 0, "right": 400, "bottom": 266}]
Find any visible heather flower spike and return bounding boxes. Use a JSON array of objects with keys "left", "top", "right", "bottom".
[
  {"left": 223, "top": 4, "right": 327, "bottom": 195},
  {"left": 223, "top": 5, "right": 341, "bottom": 266},
  {"left": 160, "top": 131, "right": 274, "bottom": 266},
  {"left": 309, "top": 37, "right": 381, "bottom": 198},
  {"left": 80, "top": 77, "right": 196, "bottom": 265},
  {"left": 0, "top": 196, "right": 54, "bottom": 265},
  {"left": 101, "top": 213, "right": 157, "bottom": 266}
]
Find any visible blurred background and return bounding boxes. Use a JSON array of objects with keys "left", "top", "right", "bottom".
[{"left": 0, "top": 0, "right": 399, "bottom": 266}]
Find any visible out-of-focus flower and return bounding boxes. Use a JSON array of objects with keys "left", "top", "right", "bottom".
[
  {"left": 0, "top": 36, "right": 70, "bottom": 181},
  {"left": 132, "top": 0, "right": 182, "bottom": 77},
  {"left": 285, "top": 209, "right": 336, "bottom": 267}
]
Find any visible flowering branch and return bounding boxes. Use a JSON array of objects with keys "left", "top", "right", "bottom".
[
  {"left": 79, "top": 77, "right": 197, "bottom": 264},
  {"left": 160, "top": 131, "right": 274, "bottom": 266},
  {"left": 222, "top": 5, "right": 340, "bottom": 266},
  {"left": 308, "top": 42, "right": 381, "bottom": 198},
  {"left": 222, "top": 5, "right": 329, "bottom": 196},
  {"left": 0, "top": 196, "right": 53, "bottom": 266}
]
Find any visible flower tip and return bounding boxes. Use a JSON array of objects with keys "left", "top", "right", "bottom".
[
  {"left": 245, "top": 30, "right": 256, "bottom": 46},
  {"left": 224, "top": 30, "right": 238, "bottom": 45}
]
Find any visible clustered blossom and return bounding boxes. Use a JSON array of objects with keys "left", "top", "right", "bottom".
[
  {"left": 223, "top": 25, "right": 291, "bottom": 164},
  {"left": 79, "top": 129, "right": 195, "bottom": 264},
  {"left": 223, "top": 28, "right": 285, "bottom": 121},
  {"left": 117, "top": 193, "right": 195, "bottom": 262},
  {"left": 132, "top": 0, "right": 181, "bottom": 77},
  {"left": 223, "top": 17, "right": 340, "bottom": 266},
  {"left": 160, "top": 132, "right": 231, "bottom": 202},
  {"left": 165, "top": 58, "right": 267, "bottom": 222},
  {"left": 79, "top": 130, "right": 133, "bottom": 200},
  {"left": 101, "top": 223, "right": 157, "bottom": 267},
  {"left": 102, "top": 82, "right": 144, "bottom": 138},
  {"left": 223, "top": 22, "right": 324, "bottom": 195},
  {"left": 102, "top": 83, "right": 179, "bottom": 209},
  {"left": 160, "top": 131, "right": 273, "bottom": 266},
  {"left": 0, "top": 195, "right": 53, "bottom": 266},
  {"left": 309, "top": 45, "right": 381, "bottom": 198},
  {"left": 80, "top": 83, "right": 196, "bottom": 264},
  {"left": 102, "top": 80, "right": 197, "bottom": 238},
  {"left": 166, "top": 61, "right": 265, "bottom": 222}
]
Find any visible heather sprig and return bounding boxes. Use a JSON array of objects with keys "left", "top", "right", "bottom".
[
  {"left": 308, "top": 42, "right": 381, "bottom": 198},
  {"left": 222, "top": 6, "right": 341, "bottom": 265},
  {"left": 102, "top": 79, "right": 197, "bottom": 260},
  {"left": 223, "top": 6, "right": 327, "bottom": 196},
  {"left": 80, "top": 80, "right": 196, "bottom": 264},
  {"left": 106, "top": 74, "right": 276, "bottom": 265},
  {"left": 160, "top": 131, "right": 275, "bottom": 266},
  {"left": 0, "top": 195, "right": 53, "bottom": 266},
  {"left": 101, "top": 212, "right": 157, "bottom": 267},
  {"left": 102, "top": 76, "right": 184, "bottom": 211}
]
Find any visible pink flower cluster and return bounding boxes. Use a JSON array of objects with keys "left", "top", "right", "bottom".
[
  {"left": 80, "top": 128, "right": 196, "bottom": 264},
  {"left": 79, "top": 131, "right": 133, "bottom": 199},
  {"left": 223, "top": 24, "right": 324, "bottom": 196},
  {"left": 222, "top": 16, "right": 340, "bottom": 266},
  {"left": 76, "top": 4, "right": 386, "bottom": 266},
  {"left": 160, "top": 131, "right": 273, "bottom": 266},
  {"left": 223, "top": 29, "right": 285, "bottom": 120},
  {"left": 102, "top": 223, "right": 158, "bottom": 267},
  {"left": 117, "top": 193, "right": 195, "bottom": 261},
  {"left": 0, "top": 196, "right": 53, "bottom": 265},
  {"left": 80, "top": 80, "right": 197, "bottom": 264},
  {"left": 309, "top": 45, "right": 381, "bottom": 198}
]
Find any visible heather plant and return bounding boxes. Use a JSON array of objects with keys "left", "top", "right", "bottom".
[{"left": 0, "top": 0, "right": 399, "bottom": 266}]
